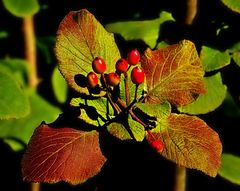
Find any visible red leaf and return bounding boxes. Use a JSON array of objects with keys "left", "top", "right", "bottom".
[
  {"left": 141, "top": 40, "right": 206, "bottom": 106},
  {"left": 147, "top": 113, "right": 222, "bottom": 177},
  {"left": 22, "top": 123, "right": 106, "bottom": 185}
]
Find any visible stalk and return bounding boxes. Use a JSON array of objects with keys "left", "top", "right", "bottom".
[
  {"left": 23, "top": 16, "right": 38, "bottom": 88},
  {"left": 31, "top": 183, "right": 40, "bottom": 191},
  {"left": 174, "top": 166, "right": 187, "bottom": 191},
  {"left": 124, "top": 72, "right": 130, "bottom": 105},
  {"left": 23, "top": 15, "right": 40, "bottom": 191},
  {"left": 185, "top": 0, "right": 198, "bottom": 25}
]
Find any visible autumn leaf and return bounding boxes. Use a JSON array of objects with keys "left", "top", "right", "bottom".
[
  {"left": 141, "top": 40, "right": 205, "bottom": 106},
  {"left": 147, "top": 113, "right": 222, "bottom": 177},
  {"left": 55, "top": 9, "right": 120, "bottom": 95},
  {"left": 22, "top": 123, "right": 106, "bottom": 185}
]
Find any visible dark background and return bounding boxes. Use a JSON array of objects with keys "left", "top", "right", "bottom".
[{"left": 1, "top": 0, "right": 240, "bottom": 190}]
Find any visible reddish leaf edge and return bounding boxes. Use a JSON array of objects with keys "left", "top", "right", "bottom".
[{"left": 21, "top": 122, "right": 107, "bottom": 185}]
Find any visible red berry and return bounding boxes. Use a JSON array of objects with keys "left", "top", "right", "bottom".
[
  {"left": 87, "top": 72, "right": 98, "bottom": 88},
  {"left": 151, "top": 140, "right": 164, "bottom": 152},
  {"left": 115, "top": 58, "right": 129, "bottom": 73},
  {"left": 92, "top": 57, "right": 106, "bottom": 74},
  {"left": 131, "top": 66, "right": 145, "bottom": 85},
  {"left": 106, "top": 72, "right": 120, "bottom": 86},
  {"left": 127, "top": 49, "right": 140, "bottom": 65}
]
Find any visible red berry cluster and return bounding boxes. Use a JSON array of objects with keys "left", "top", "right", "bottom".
[
  {"left": 85, "top": 50, "right": 163, "bottom": 152},
  {"left": 86, "top": 49, "right": 144, "bottom": 89}
]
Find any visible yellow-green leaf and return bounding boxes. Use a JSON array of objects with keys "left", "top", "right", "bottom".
[
  {"left": 55, "top": 9, "right": 120, "bottom": 96},
  {"left": 178, "top": 73, "right": 227, "bottom": 114},
  {"left": 2, "top": 0, "right": 39, "bottom": 17},
  {"left": 221, "top": 0, "right": 240, "bottom": 14},
  {"left": 105, "top": 11, "right": 174, "bottom": 49},
  {"left": 218, "top": 153, "right": 240, "bottom": 185},
  {"left": 200, "top": 46, "right": 231, "bottom": 72}
]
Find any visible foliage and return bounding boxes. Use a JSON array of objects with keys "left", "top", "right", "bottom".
[
  {"left": 1, "top": 0, "right": 240, "bottom": 190},
  {"left": 22, "top": 9, "right": 222, "bottom": 184}
]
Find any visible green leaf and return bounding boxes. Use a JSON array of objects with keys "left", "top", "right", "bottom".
[
  {"left": 37, "top": 36, "right": 56, "bottom": 64},
  {"left": 135, "top": 102, "right": 171, "bottom": 121},
  {"left": 51, "top": 67, "right": 68, "bottom": 104},
  {"left": 119, "top": 71, "right": 144, "bottom": 104},
  {"left": 218, "top": 153, "right": 240, "bottom": 185},
  {"left": 178, "top": 73, "right": 227, "bottom": 114},
  {"left": 107, "top": 115, "right": 145, "bottom": 142},
  {"left": 222, "top": 92, "right": 240, "bottom": 118},
  {"left": 0, "top": 31, "right": 8, "bottom": 39},
  {"left": 0, "top": 58, "right": 29, "bottom": 87},
  {"left": 147, "top": 113, "right": 222, "bottom": 177},
  {"left": 200, "top": 46, "right": 231, "bottom": 72},
  {"left": 0, "top": 71, "right": 30, "bottom": 119},
  {"left": 0, "top": 90, "right": 61, "bottom": 151},
  {"left": 2, "top": 0, "right": 40, "bottom": 17},
  {"left": 55, "top": 9, "right": 120, "bottom": 96},
  {"left": 70, "top": 97, "right": 114, "bottom": 122},
  {"left": 220, "top": 0, "right": 240, "bottom": 14},
  {"left": 141, "top": 40, "right": 206, "bottom": 106},
  {"left": 156, "top": 41, "right": 169, "bottom": 49},
  {"left": 232, "top": 52, "right": 240, "bottom": 67},
  {"left": 105, "top": 11, "right": 174, "bottom": 48}
]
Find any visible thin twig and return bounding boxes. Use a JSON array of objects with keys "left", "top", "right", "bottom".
[
  {"left": 23, "top": 16, "right": 38, "bottom": 88},
  {"left": 124, "top": 72, "right": 130, "bottom": 105}
]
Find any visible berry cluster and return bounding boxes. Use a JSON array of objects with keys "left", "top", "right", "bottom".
[
  {"left": 85, "top": 49, "right": 163, "bottom": 153},
  {"left": 86, "top": 49, "right": 144, "bottom": 89}
]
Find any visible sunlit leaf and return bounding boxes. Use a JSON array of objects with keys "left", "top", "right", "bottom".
[
  {"left": 218, "top": 153, "right": 240, "bottom": 185},
  {"left": 2, "top": 0, "right": 39, "bottom": 17},
  {"left": 107, "top": 115, "right": 145, "bottom": 142},
  {"left": 200, "top": 46, "right": 231, "bottom": 72},
  {"left": 178, "top": 73, "right": 227, "bottom": 114},
  {"left": 55, "top": 9, "right": 120, "bottom": 96},
  {"left": 51, "top": 67, "right": 68, "bottom": 104},
  {"left": 0, "top": 90, "right": 61, "bottom": 151},
  {"left": 135, "top": 102, "right": 171, "bottom": 121},
  {"left": 141, "top": 40, "right": 205, "bottom": 106},
  {"left": 0, "top": 71, "right": 29, "bottom": 119},
  {"left": 147, "top": 113, "right": 222, "bottom": 177},
  {"left": 105, "top": 11, "right": 174, "bottom": 48},
  {"left": 119, "top": 71, "right": 144, "bottom": 104},
  {"left": 70, "top": 97, "right": 114, "bottom": 121},
  {"left": 220, "top": 0, "right": 240, "bottom": 14},
  {"left": 22, "top": 123, "right": 106, "bottom": 185}
]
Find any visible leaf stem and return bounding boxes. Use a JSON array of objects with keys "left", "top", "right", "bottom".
[
  {"left": 115, "top": 98, "right": 148, "bottom": 128},
  {"left": 101, "top": 74, "right": 121, "bottom": 114},
  {"left": 134, "top": 84, "right": 139, "bottom": 101},
  {"left": 124, "top": 72, "right": 130, "bottom": 105},
  {"left": 174, "top": 166, "right": 187, "bottom": 191},
  {"left": 23, "top": 16, "right": 38, "bottom": 88}
]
